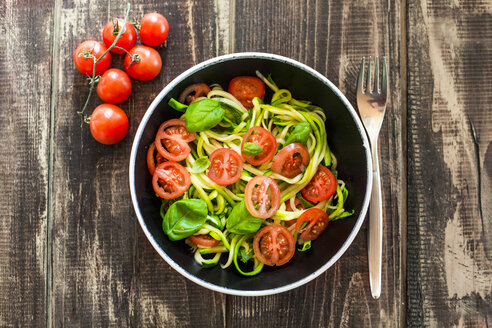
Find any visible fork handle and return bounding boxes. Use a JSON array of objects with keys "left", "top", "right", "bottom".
[{"left": 368, "top": 144, "right": 383, "bottom": 299}]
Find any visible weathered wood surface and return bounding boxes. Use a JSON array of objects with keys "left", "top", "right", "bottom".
[
  {"left": 407, "top": 0, "right": 492, "bottom": 327},
  {"left": 1, "top": 0, "right": 491, "bottom": 327},
  {"left": 0, "top": 0, "right": 54, "bottom": 326}
]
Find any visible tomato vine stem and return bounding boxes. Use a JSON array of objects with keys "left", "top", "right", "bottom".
[{"left": 78, "top": 3, "right": 131, "bottom": 125}]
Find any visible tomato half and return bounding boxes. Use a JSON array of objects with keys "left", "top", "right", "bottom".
[
  {"left": 295, "top": 208, "right": 330, "bottom": 240},
  {"left": 102, "top": 19, "right": 137, "bottom": 54},
  {"left": 228, "top": 76, "right": 265, "bottom": 108},
  {"left": 89, "top": 104, "right": 128, "bottom": 145},
  {"left": 284, "top": 197, "right": 305, "bottom": 227},
  {"left": 244, "top": 176, "right": 281, "bottom": 219},
  {"left": 178, "top": 83, "right": 211, "bottom": 105},
  {"left": 73, "top": 40, "right": 111, "bottom": 76},
  {"left": 155, "top": 119, "right": 196, "bottom": 162},
  {"left": 147, "top": 142, "right": 166, "bottom": 175},
  {"left": 301, "top": 165, "right": 337, "bottom": 203},
  {"left": 152, "top": 161, "right": 191, "bottom": 199},
  {"left": 253, "top": 225, "right": 295, "bottom": 266},
  {"left": 241, "top": 127, "right": 277, "bottom": 166},
  {"left": 272, "top": 143, "right": 310, "bottom": 178},
  {"left": 207, "top": 148, "right": 243, "bottom": 185},
  {"left": 188, "top": 234, "right": 219, "bottom": 247},
  {"left": 125, "top": 46, "right": 162, "bottom": 81},
  {"left": 139, "top": 13, "right": 170, "bottom": 47},
  {"left": 96, "top": 68, "right": 132, "bottom": 104}
]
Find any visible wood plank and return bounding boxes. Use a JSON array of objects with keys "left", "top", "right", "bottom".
[
  {"left": 231, "top": 0, "right": 403, "bottom": 327},
  {"left": 0, "top": 0, "right": 54, "bottom": 326},
  {"left": 407, "top": 0, "right": 492, "bottom": 327},
  {"left": 50, "top": 0, "right": 230, "bottom": 326}
]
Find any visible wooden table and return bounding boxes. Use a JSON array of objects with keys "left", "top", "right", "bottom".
[{"left": 1, "top": 0, "right": 491, "bottom": 326}]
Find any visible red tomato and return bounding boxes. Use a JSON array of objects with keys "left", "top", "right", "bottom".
[
  {"left": 102, "top": 19, "right": 137, "bottom": 54},
  {"left": 188, "top": 234, "right": 219, "bottom": 247},
  {"left": 207, "top": 148, "right": 243, "bottom": 185},
  {"left": 125, "top": 46, "right": 162, "bottom": 81},
  {"left": 228, "top": 76, "right": 265, "bottom": 108},
  {"left": 140, "top": 13, "right": 169, "bottom": 47},
  {"left": 178, "top": 83, "right": 211, "bottom": 105},
  {"left": 295, "top": 208, "right": 330, "bottom": 240},
  {"left": 284, "top": 197, "right": 305, "bottom": 227},
  {"left": 301, "top": 165, "right": 337, "bottom": 203},
  {"left": 89, "top": 104, "right": 128, "bottom": 145},
  {"left": 244, "top": 176, "right": 281, "bottom": 219},
  {"left": 152, "top": 161, "right": 191, "bottom": 199},
  {"left": 241, "top": 127, "right": 277, "bottom": 166},
  {"left": 272, "top": 143, "right": 310, "bottom": 178},
  {"left": 96, "top": 69, "right": 132, "bottom": 104},
  {"left": 253, "top": 224, "right": 295, "bottom": 266},
  {"left": 147, "top": 142, "right": 166, "bottom": 175},
  {"left": 73, "top": 40, "right": 111, "bottom": 76},
  {"left": 155, "top": 119, "right": 196, "bottom": 161}
]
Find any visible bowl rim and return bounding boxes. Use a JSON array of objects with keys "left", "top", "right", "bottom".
[{"left": 129, "top": 52, "right": 373, "bottom": 296}]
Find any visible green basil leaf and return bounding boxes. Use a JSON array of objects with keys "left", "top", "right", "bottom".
[
  {"left": 226, "top": 200, "right": 263, "bottom": 234},
  {"left": 296, "top": 192, "right": 315, "bottom": 209},
  {"left": 242, "top": 142, "right": 263, "bottom": 156},
  {"left": 298, "top": 240, "right": 311, "bottom": 252},
  {"left": 191, "top": 156, "right": 210, "bottom": 173},
  {"left": 223, "top": 104, "right": 243, "bottom": 125},
  {"left": 184, "top": 99, "right": 225, "bottom": 133},
  {"left": 168, "top": 98, "right": 188, "bottom": 112},
  {"left": 162, "top": 199, "right": 208, "bottom": 241},
  {"left": 285, "top": 122, "right": 310, "bottom": 146}
]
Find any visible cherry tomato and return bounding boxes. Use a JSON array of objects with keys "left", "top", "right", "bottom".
[
  {"left": 89, "top": 104, "right": 128, "bottom": 145},
  {"left": 73, "top": 40, "right": 111, "bottom": 76},
  {"left": 102, "top": 19, "right": 137, "bottom": 54},
  {"left": 228, "top": 76, "right": 265, "bottom": 108},
  {"left": 284, "top": 197, "right": 305, "bottom": 227},
  {"left": 125, "top": 46, "right": 162, "bottom": 81},
  {"left": 140, "top": 13, "right": 169, "bottom": 47},
  {"left": 295, "top": 208, "right": 330, "bottom": 240},
  {"left": 155, "top": 119, "right": 196, "bottom": 161},
  {"left": 178, "top": 83, "right": 211, "bottom": 105},
  {"left": 272, "top": 143, "right": 310, "bottom": 178},
  {"left": 241, "top": 126, "right": 277, "bottom": 166},
  {"left": 147, "top": 142, "right": 166, "bottom": 175},
  {"left": 152, "top": 161, "right": 191, "bottom": 199},
  {"left": 96, "top": 69, "right": 132, "bottom": 104},
  {"left": 301, "top": 165, "right": 337, "bottom": 203},
  {"left": 207, "top": 148, "right": 243, "bottom": 185},
  {"left": 244, "top": 176, "right": 281, "bottom": 219},
  {"left": 253, "top": 224, "right": 295, "bottom": 266},
  {"left": 188, "top": 234, "right": 219, "bottom": 247}
]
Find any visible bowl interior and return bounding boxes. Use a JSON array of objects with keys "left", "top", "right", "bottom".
[{"left": 131, "top": 54, "right": 370, "bottom": 294}]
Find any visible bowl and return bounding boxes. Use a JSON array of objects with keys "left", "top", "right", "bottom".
[{"left": 129, "top": 52, "right": 372, "bottom": 296}]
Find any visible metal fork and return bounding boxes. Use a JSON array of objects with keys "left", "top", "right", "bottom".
[{"left": 356, "top": 56, "right": 388, "bottom": 299}]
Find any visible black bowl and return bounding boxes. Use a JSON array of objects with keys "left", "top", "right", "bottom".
[{"left": 129, "top": 53, "right": 372, "bottom": 296}]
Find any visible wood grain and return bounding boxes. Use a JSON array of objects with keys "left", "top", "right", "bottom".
[
  {"left": 231, "top": 0, "right": 404, "bottom": 327},
  {"left": 0, "top": 0, "right": 54, "bottom": 326},
  {"left": 50, "top": 0, "right": 230, "bottom": 326},
  {"left": 407, "top": 0, "right": 492, "bottom": 327}
]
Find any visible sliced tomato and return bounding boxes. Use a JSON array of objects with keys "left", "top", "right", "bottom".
[
  {"left": 295, "top": 208, "right": 330, "bottom": 240},
  {"left": 241, "top": 127, "right": 277, "bottom": 166},
  {"left": 228, "top": 76, "right": 265, "bottom": 109},
  {"left": 244, "top": 176, "right": 281, "bottom": 219},
  {"left": 188, "top": 234, "right": 219, "bottom": 247},
  {"left": 152, "top": 161, "right": 191, "bottom": 199},
  {"left": 178, "top": 83, "right": 211, "bottom": 105},
  {"left": 284, "top": 197, "right": 305, "bottom": 227},
  {"left": 253, "top": 224, "right": 295, "bottom": 266},
  {"left": 207, "top": 148, "right": 243, "bottom": 185},
  {"left": 301, "top": 165, "right": 337, "bottom": 203},
  {"left": 155, "top": 119, "right": 196, "bottom": 161},
  {"left": 147, "top": 142, "right": 166, "bottom": 175},
  {"left": 272, "top": 143, "right": 310, "bottom": 178}
]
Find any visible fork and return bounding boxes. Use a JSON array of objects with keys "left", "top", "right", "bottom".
[{"left": 356, "top": 56, "right": 388, "bottom": 299}]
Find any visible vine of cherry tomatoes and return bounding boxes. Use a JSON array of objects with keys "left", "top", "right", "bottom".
[{"left": 73, "top": 5, "right": 169, "bottom": 145}]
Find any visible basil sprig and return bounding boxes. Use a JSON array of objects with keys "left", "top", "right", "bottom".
[
  {"left": 184, "top": 99, "right": 225, "bottom": 133},
  {"left": 191, "top": 156, "right": 210, "bottom": 173},
  {"left": 226, "top": 200, "right": 263, "bottom": 234},
  {"left": 285, "top": 122, "right": 310, "bottom": 146},
  {"left": 162, "top": 199, "right": 208, "bottom": 240},
  {"left": 242, "top": 142, "right": 263, "bottom": 156}
]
